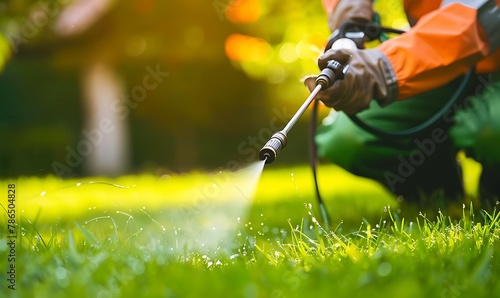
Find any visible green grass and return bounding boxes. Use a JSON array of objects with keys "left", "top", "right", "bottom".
[{"left": 1, "top": 161, "right": 499, "bottom": 298}]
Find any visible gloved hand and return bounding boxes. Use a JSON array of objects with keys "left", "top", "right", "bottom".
[
  {"left": 304, "top": 47, "right": 398, "bottom": 115},
  {"left": 327, "top": 0, "right": 373, "bottom": 32}
]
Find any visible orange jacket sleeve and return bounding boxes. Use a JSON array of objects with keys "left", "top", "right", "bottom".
[
  {"left": 403, "top": 0, "right": 441, "bottom": 25},
  {"left": 321, "top": 0, "right": 340, "bottom": 15},
  {"left": 378, "top": 0, "right": 500, "bottom": 100}
]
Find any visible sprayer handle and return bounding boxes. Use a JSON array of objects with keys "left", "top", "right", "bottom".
[
  {"left": 315, "top": 60, "right": 344, "bottom": 89},
  {"left": 315, "top": 38, "right": 357, "bottom": 89}
]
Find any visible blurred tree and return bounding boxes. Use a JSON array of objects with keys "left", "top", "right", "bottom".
[{"left": 0, "top": 0, "right": 271, "bottom": 175}]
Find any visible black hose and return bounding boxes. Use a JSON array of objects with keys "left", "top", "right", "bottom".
[
  {"left": 310, "top": 21, "right": 475, "bottom": 227},
  {"left": 310, "top": 22, "right": 475, "bottom": 226},
  {"left": 309, "top": 97, "right": 331, "bottom": 228},
  {"left": 348, "top": 67, "right": 476, "bottom": 138},
  {"left": 310, "top": 69, "right": 475, "bottom": 228}
]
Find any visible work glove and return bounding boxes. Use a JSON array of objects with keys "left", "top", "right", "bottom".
[
  {"left": 327, "top": 0, "right": 374, "bottom": 32},
  {"left": 304, "top": 48, "right": 398, "bottom": 115}
]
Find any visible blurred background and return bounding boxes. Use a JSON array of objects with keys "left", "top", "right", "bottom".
[{"left": 0, "top": 0, "right": 406, "bottom": 177}]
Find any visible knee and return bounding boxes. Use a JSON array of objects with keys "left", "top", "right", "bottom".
[{"left": 315, "top": 118, "right": 370, "bottom": 171}]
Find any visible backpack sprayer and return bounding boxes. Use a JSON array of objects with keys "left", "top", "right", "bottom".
[{"left": 258, "top": 21, "right": 474, "bottom": 226}]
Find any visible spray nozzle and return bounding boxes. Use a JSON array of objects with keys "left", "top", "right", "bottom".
[{"left": 259, "top": 131, "right": 287, "bottom": 164}]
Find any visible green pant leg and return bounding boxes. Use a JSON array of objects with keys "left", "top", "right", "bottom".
[
  {"left": 316, "top": 76, "right": 472, "bottom": 201},
  {"left": 449, "top": 72, "right": 500, "bottom": 204}
]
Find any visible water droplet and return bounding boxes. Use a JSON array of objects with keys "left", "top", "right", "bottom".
[
  {"left": 377, "top": 262, "right": 392, "bottom": 277},
  {"left": 40, "top": 191, "right": 47, "bottom": 197},
  {"left": 76, "top": 183, "right": 82, "bottom": 187}
]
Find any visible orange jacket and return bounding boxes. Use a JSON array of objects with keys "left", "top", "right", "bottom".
[{"left": 322, "top": 0, "right": 500, "bottom": 100}]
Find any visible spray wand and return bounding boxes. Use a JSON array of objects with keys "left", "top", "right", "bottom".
[
  {"left": 257, "top": 19, "right": 408, "bottom": 227},
  {"left": 259, "top": 39, "right": 353, "bottom": 164},
  {"left": 258, "top": 38, "right": 357, "bottom": 227}
]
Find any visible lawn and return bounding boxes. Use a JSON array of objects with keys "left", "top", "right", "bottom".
[{"left": 1, "top": 159, "right": 499, "bottom": 298}]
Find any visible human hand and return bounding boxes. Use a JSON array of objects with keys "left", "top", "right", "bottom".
[
  {"left": 304, "top": 48, "right": 398, "bottom": 115},
  {"left": 328, "top": 0, "right": 373, "bottom": 32}
]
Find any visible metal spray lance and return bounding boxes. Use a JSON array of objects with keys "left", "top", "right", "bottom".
[{"left": 259, "top": 38, "right": 357, "bottom": 164}]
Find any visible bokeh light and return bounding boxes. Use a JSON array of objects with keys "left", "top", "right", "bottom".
[
  {"left": 295, "top": 33, "right": 324, "bottom": 61},
  {"left": 279, "top": 42, "right": 298, "bottom": 64},
  {"left": 124, "top": 35, "right": 147, "bottom": 57},
  {"left": 224, "top": 34, "right": 272, "bottom": 62},
  {"left": 0, "top": 34, "right": 11, "bottom": 71},
  {"left": 226, "top": 0, "right": 262, "bottom": 23},
  {"left": 265, "top": 64, "right": 287, "bottom": 84}
]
